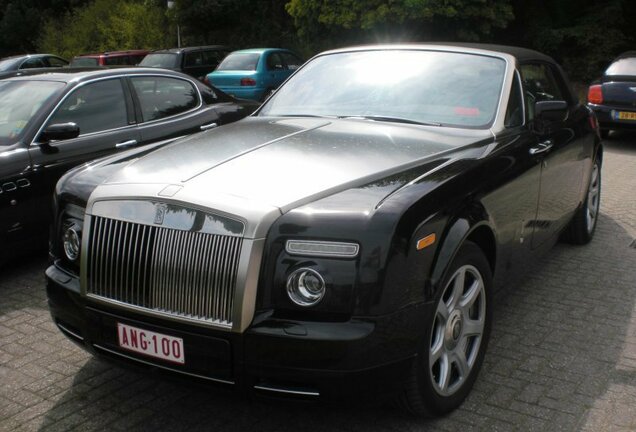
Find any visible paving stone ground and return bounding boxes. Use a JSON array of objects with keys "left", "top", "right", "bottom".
[{"left": 1, "top": 133, "right": 635, "bottom": 432}]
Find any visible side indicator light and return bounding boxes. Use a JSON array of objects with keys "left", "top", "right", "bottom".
[{"left": 417, "top": 233, "right": 436, "bottom": 250}]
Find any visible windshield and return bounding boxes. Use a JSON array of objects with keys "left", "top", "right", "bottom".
[
  {"left": 139, "top": 53, "right": 178, "bottom": 68},
  {"left": 259, "top": 50, "right": 507, "bottom": 128},
  {"left": 216, "top": 53, "right": 260, "bottom": 71},
  {"left": 70, "top": 57, "right": 98, "bottom": 67},
  {"left": 0, "top": 58, "right": 20, "bottom": 71},
  {"left": 605, "top": 57, "right": 636, "bottom": 76},
  {"left": 0, "top": 81, "right": 65, "bottom": 145}
]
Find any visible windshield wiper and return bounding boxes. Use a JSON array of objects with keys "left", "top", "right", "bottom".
[{"left": 337, "top": 115, "right": 442, "bottom": 127}]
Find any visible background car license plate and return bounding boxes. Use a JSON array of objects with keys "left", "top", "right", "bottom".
[
  {"left": 615, "top": 111, "right": 636, "bottom": 121},
  {"left": 117, "top": 323, "right": 185, "bottom": 364}
]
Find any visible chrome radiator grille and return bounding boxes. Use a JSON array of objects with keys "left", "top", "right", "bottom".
[{"left": 86, "top": 216, "right": 243, "bottom": 326}]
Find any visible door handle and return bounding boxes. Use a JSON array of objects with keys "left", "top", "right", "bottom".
[
  {"left": 529, "top": 140, "right": 553, "bottom": 155},
  {"left": 200, "top": 122, "right": 218, "bottom": 131},
  {"left": 116, "top": 139, "right": 138, "bottom": 148}
]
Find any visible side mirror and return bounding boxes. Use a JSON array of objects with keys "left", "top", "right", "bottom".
[
  {"left": 39, "top": 122, "right": 80, "bottom": 143},
  {"left": 535, "top": 100, "right": 568, "bottom": 122}
]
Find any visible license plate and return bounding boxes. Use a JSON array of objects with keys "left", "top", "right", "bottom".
[
  {"left": 614, "top": 110, "right": 636, "bottom": 121},
  {"left": 117, "top": 323, "right": 185, "bottom": 364}
]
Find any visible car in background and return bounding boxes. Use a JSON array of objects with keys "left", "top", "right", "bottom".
[
  {"left": 0, "top": 67, "right": 258, "bottom": 262},
  {"left": 0, "top": 54, "right": 68, "bottom": 78},
  {"left": 587, "top": 51, "right": 636, "bottom": 138},
  {"left": 139, "top": 46, "right": 230, "bottom": 82},
  {"left": 46, "top": 44, "right": 601, "bottom": 416},
  {"left": 207, "top": 48, "right": 303, "bottom": 101},
  {"left": 70, "top": 50, "right": 149, "bottom": 67}
]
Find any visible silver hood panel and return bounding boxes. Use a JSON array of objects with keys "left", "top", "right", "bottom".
[{"left": 101, "top": 117, "right": 486, "bottom": 215}]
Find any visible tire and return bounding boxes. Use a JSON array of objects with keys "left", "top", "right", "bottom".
[
  {"left": 400, "top": 241, "right": 492, "bottom": 417},
  {"left": 600, "top": 129, "right": 610, "bottom": 139},
  {"left": 562, "top": 156, "right": 601, "bottom": 245}
]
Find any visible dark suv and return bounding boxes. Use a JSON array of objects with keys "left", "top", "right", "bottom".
[
  {"left": 70, "top": 50, "right": 149, "bottom": 67},
  {"left": 139, "top": 45, "right": 230, "bottom": 81}
]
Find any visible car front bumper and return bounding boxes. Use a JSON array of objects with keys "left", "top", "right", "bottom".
[{"left": 46, "top": 263, "right": 426, "bottom": 402}]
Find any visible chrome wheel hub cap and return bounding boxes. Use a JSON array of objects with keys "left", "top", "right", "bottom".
[{"left": 429, "top": 264, "right": 486, "bottom": 397}]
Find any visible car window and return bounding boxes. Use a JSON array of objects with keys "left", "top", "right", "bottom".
[
  {"left": 520, "top": 64, "right": 563, "bottom": 104},
  {"left": 216, "top": 53, "right": 260, "bottom": 71},
  {"left": 131, "top": 76, "right": 199, "bottom": 122},
  {"left": 103, "top": 56, "right": 130, "bottom": 66},
  {"left": 21, "top": 57, "right": 47, "bottom": 69},
  {"left": 281, "top": 52, "right": 302, "bottom": 71},
  {"left": 70, "top": 57, "right": 99, "bottom": 67},
  {"left": 266, "top": 53, "right": 284, "bottom": 71},
  {"left": 47, "top": 79, "right": 128, "bottom": 135},
  {"left": 260, "top": 50, "right": 506, "bottom": 129},
  {"left": 0, "top": 80, "right": 64, "bottom": 145},
  {"left": 47, "top": 57, "right": 68, "bottom": 67},
  {"left": 184, "top": 52, "right": 202, "bottom": 68},
  {"left": 505, "top": 72, "right": 524, "bottom": 128},
  {"left": 605, "top": 57, "right": 636, "bottom": 76},
  {"left": 139, "top": 53, "right": 179, "bottom": 69},
  {"left": 129, "top": 54, "right": 146, "bottom": 65},
  {"left": 201, "top": 50, "right": 224, "bottom": 67}
]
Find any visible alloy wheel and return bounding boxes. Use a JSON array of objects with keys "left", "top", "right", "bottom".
[{"left": 429, "top": 264, "right": 486, "bottom": 396}]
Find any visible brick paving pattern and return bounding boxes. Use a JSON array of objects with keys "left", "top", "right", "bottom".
[{"left": 1, "top": 134, "right": 635, "bottom": 431}]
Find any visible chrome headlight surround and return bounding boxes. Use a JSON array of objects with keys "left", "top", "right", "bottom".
[
  {"left": 286, "top": 267, "right": 327, "bottom": 307},
  {"left": 63, "top": 223, "right": 81, "bottom": 262}
]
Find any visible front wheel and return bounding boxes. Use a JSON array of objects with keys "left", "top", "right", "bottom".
[
  {"left": 400, "top": 241, "right": 492, "bottom": 416},
  {"left": 562, "top": 156, "right": 601, "bottom": 244}
]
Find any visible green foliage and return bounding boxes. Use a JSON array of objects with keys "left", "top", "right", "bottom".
[
  {"left": 286, "top": 0, "right": 514, "bottom": 52},
  {"left": 171, "top": 0, "right": 298, "bottom": 51},
  {"left": 38, "top": 0, "right": 170, "bottom": 59}
]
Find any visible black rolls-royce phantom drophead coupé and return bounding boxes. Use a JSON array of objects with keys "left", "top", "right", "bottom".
[{"left": 46, "top": 44, "right": 601, "bottom": 416}]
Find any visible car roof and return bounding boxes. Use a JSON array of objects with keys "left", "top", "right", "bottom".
[
  {"left": 74, "top": 50, "right": 149, "bottom": 58},
  {"left": 0, "top": 67, "right": 194, "bottom": 83},
  {"left": 228, "top": 48, "right": 292, "bottom": 55},
  {"left": 319, "top": 43, "right": 556, "bottom": 64},
  {"left": 0, "top": 53, "right": 60, "bottom": 61},
  {"left": 150, "top": 45, "right": 230, "bottom": 55}
]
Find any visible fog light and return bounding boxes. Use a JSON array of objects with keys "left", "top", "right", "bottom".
[
  {"left": 63, "top": 225, "right": 81, "bottom": 262},
  {"left": 286, "top": 268, "right": 326, "bottom": 307}
]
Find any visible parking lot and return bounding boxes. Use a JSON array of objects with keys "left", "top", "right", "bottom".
[{"left": 1, "top": 134, "right": 635, "bottom": 432}]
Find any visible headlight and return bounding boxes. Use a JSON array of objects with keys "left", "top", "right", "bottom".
[
  {"left": 286, "top": 268, "right": 326, "bottom": 307},
  {"left": 63, "top": 224, "right": 81, "bottom": 262}
]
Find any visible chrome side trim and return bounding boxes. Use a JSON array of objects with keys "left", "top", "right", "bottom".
[
  {"left": 253, "top": 384, "right": 320, "bottom": 397},
  {"left": 93, "top": 344, "right": 235, "bottom": 385},
  {"left": 232, "top": 238, "right": 264, "bottom": 332},
  {"left": 30, "top": 73, "right": 204, "bottom": 146},
  {"left": 56, "top": 323, "right": 84, "bottom": 341}
]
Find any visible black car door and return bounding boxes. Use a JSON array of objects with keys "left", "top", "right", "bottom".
[
  {"left": 519, "top": 63, "right": 587, "bottom": 248},
  {"left": 26, "top": 77, "right": 140, "bottom": 232},
  {"left": 0, "top": 143, "right": 35, "bottom": 255},
  {"left": 129, "top": 75, "right": 221, "bottom": 144}
]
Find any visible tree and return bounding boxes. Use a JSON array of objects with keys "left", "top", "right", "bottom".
[
  {"left": 38, "top": 0, "right": 170, "bottom": 59},
  {"left": 171, "top": 0, "right": 297, "bottom": 50},
  {"left": 285, "top": 0, "right": 514, "bottom": 53}
]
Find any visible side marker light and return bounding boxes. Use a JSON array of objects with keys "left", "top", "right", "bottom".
[{"left": 417, "top": 233, "right": 436, "bottom": 250}]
